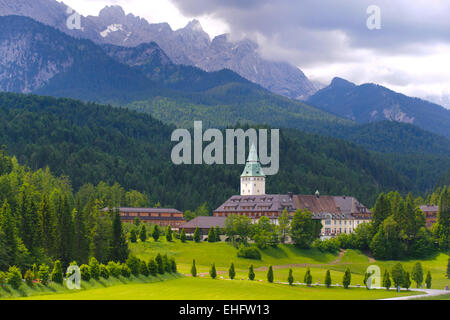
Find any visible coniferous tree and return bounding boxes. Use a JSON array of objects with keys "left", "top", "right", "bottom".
[
  {"left": 139, "top": 224, "right": 147, "bottom": 242},
  {"left": 51, "top": 260, "right": 64, "bottom": 284},
  {"left": 437, "top": 187, "right": 449, "bottom": 251},
  {"left": 152, "top": 225, "right": 160, "bottom": 242},
  {"left": 6, "top": 266, "right": 22, "bottom": 289},
  {"left": 425, "top": 271, "right": 432, "bottom": 289},
  {"left": 38, "top": 194, "right": 55, "bottom": 258},
  {"left": 89, "top": 257, "right": 100, "bottom": 280},
  {"left": 325, "top": 270, "right": 332, "bottom": 288},
  {"left": 166, "top": 226, "right": 173, "bottom": 242},
  {"left": 110, "top": 209, "right": 129, "bottom": 262},
  {"left": 447, "top": 258, "right": 450, "bottom": 279},
  {"left": 249, "top": 265, "right": 255, "bottom": 281},
  {"left": 53, "top": 193, "right": 75, "bottom": 266},
  {"left": 38, "top": 264, "right": 50, "bottom": 286},
  {"left": 278, "top": 209, "right": 291, "bottom": 243},
  {"left": 80, "top": 264, "right": 91, "bottom": 281},
  {"left": 383, "top": 270, "right": 391, "bottom": 290},
  {"left": 129, "top": 228, "right": 137, "bottom": 243},
  {"left": 267, "top": 266, "right": 274, "bottom": 283},
  {"left": 288, "top": 268, "right": 294, "bottom": 285},
  {"left": 411, "top": 262, "right": 424, "bottom": 288},
  {"left": 403, "top": 271, "right": 411, "bottom": 290},
  {"left": 191, "top": 259, "right": 197, "bottom": 277},
  {"left": 194, "top": 227, "right": 201, "bottom": 243},
  {"left": 0, "top": 201, "right": 20, "bottom": 266},
  {"left": 304, "top": 268, "right": 312, "bottom": 286},
  {"left": 155, "top": 254, "right": 164, "bottom": 274},
  {"left": 148, "top": 259, "right": 157, "bottom": 276},
  {"left": 392, "top": 263, "right": 405, "bottom": 288},
  {"left": 229, "top": 263, "right": 236, "bottom": 280},
  {"left": 73, "top": 208, "right": 89, "bottom": 265},
  {"left": 180, "top": 229, "right": 187, "bottom": 243},
  {"left": 99, "top": 264, "right": 110, "bottom": 279},
  {"left": 163, "top": 254, "right": 171, "bottom": 273},
  {"left": 215, "top": 226, "right": 221, "bottom": 242},
  {"left": 210, "top": 263, "right": 217, "bottom": 279},
  {"left": 170, "top": 258, "right": 177, "bottom": 273},
  {"left": 208, "top": 227, "right": 216, "bottom": 243},
  {"left": 343, "top": 268, "right": 351, "bottom": 289}
]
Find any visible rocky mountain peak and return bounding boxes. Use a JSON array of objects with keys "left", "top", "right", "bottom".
[
  {"left": 330, "top": 77, "right": 355, "bottom": 88},
  {"left": 98, "top": 5, "right": 126, "bottom": 20}
]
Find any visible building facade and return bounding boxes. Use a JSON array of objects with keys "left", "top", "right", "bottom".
[
  {"left": 419, "top": 205, "right": 439, "bottom": 228},
  {"left": 214, "top": 146, "right": 372, "bottom": 238},
  {"left": 104, "top": 207, "right": 186, "bottom": 229}
]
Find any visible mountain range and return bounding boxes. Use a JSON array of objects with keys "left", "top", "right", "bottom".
[
  {"left": 308, "top": 77, "right": 450, "bottom": 138},
  {"left": 0, "top": 0, "right": 318, "bottom": 100}
]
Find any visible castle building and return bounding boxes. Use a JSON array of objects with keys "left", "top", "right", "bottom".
[
  {"left": 103, "top": 207, "right": 186, "bottom": 229},
  {"left": 213, "top": 145, "right": 372, "bottom": 238}
]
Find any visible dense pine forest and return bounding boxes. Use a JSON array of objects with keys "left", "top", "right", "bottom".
[{"left": 0, "top": 92, "right": 442, "bottom": 213}]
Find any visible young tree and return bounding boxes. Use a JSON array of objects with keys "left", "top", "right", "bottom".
[
  {"left": 152, "top": 225, "right": 160, "bottom": 242},
  {"left": 191, "top": 259, "right": 197, "bottom": 277},
  {"left": 288, "top": 269, "right": 294, "bottom": 286},
  {"left": 148, "top": 259, "right": 157, "bottom": 276},
  {"left": 170, "top": 258, "right": 177, "bottom": 273},
  {"left": 383, "top": 270, "right": 391, "bottom": 290},
  {"left": 180, "top": 229, "right": 187, "bottom": 243},
  {"left": 139, "top": 224, "right": 147, "bottom": 243},
  {"left": 229, "top": 263, "right": 236, "bottom": 280},
  {"left": 278, "top": 209, "right": 291, "bottom": 243},
  {"left": 208, "top": 227, "right": 216, "bottom": 243},
  {"left": 403, "top": 271, "right": 411, "bottom": 290},
  {"left": 425, "top": 271, "right": 432, "bottom": 289},
  {"left": 447, "top": 258, "right": 450, "bottom": 279},
  {"left": 253, "top": 216, "right": 275, "bottom": 249},
  {"left": 411, "top": 262, "right": 424, "bottom": 288},
  {"left": 166, "top": 226, "right": 173, "bottom": 242},
  {"left": 210, "top": 263, "right": 217, "bottom": 279},
  {"left": 89, "top": 257, "right": 100, "bottom": 280},
  {"left": 193, "top": 227, "right": 201, "bottom": 243},
  {"left": 343, "top": 268, "right": 351, "bottom": 289},
  {"left": 99, "top": 264, "right": 110, "bottom": 279},
  {"left": 6, "top": 266, "right": 22, "bottom": 289},
  {"left": 38, "top": 264, "right": 50, "bottom": 286},
  {"left": 436, "top": 187, "right": 449, "bottom": 251},
  {"left": 267, "top": 266, "right": 274, "bottom": 283},
  {"left": 249, "top": 265, "right": 255, "bottom": 281},
  {"left": 155, "top": 254, "right": 164, "bottom": 274},
  {"left": 325, "top": 270, "right": 332, "bottom": 288},
  {"left": 304, "top": 268, "right": 312, "bottom": 286},
  {"left": 24, "top": 270, "right": 34, "bottom": 287},
  {"left": 51, "top": 260, "right": 64, "bottom": 284},
  {"left": 391, "top": 263, "right": 405, "bottom": 288},
  {"left": 139, "top": 260, "right": 149, "bottom": 277},
  {"left": 126, "top": 255, "right": 141, "bottom": 276},
  {"left": 163, "top": 254, "right": 171, "bottom": 273},
  {"left": 134, "top": 217, "right": 141, "bottom": 227}
]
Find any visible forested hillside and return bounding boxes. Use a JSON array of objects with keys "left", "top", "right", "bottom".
[{"left": 0, "top": 92, "right": 429, "bottom": 211}]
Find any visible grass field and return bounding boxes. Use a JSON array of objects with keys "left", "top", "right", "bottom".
[
  {"left": 131, "top": 239, "right": 450, "bottom": 290},
  {"left": 17, "top": 277, "right": 420, "bottom": 300},
  {"left": 411, "top": 293, "right": 450, "bottom": 300}
]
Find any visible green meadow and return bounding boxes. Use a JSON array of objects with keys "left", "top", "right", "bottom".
[
  {"left": 130, "top": 238, "right": 450, "bottom": 290},
  {"left": 17, "top": 277, "right": 419, "bottom": 300}
]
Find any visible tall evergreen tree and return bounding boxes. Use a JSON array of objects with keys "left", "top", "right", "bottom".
[
  {"left": 180, "top": 229, "right": 187, "bottom": 243},
  {"left": 304, "top": 268, "right": 312, "bottom": 286},
  {"left": 53, "top": 193, "right": 75, "bottom": 266},
  {"left": 288, "top": 268, "right": 294, "bottom": 285},
  {"left": 383, "top": 270, "right": 391, "bottom": 290},
  {"left": 166, "top": 226, "right": 173, "bottom": 242},
  {"left": 425, "top": 271, "right": 432, "bottom": 289},
  {"left": 249, "top": 265, "right": 255, "bottom": 281},
  {"left": 210, "top": 263, "right": 217, "bottom": 279},
  {"left": 152, "top": 225, "right": 160, "bottom": 242},
  {"left": 193, "top": 227, "right": 201, "bottom": 243},
  {"left": 73, "top": 208, "right": 89, "bottom": 265},
  {"left": 372, "top": 193, "right": 390, "bottom": 236},
  {"left": 207, "top": 227, "right": 215, "bottom": 243},
  {"left": 342, "top": 268, "right": 351, "bottom": 289},
  {"left": 325, "top": 270, "right": 332, "bottom": 288},
  {"left": 110, "top": 209, "right": 129, "bottom": 262},
  {"left": 139, "top": 224, "right": 147, "bottom": 242},
  {"left": 229, "top": 263, "right": 236, "bottom": 280},
  {"left": 411, "top": 262, "right": 424, "bottom": 288},
  {"left": 191, "top": 259, "right": 197, "bottom": 277},
  {"left": 38, "top": 194, "right": 55, "bottom": 258},
  {"left": 437, "top": 187, "right": 449, "bottom": 251},
  {"left": 267, "top": 266, "right": 274, "bottom": 283}
]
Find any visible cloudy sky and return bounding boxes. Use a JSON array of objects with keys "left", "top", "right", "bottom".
[{"left": 61, "top": 0, "right": 450, "bottom": 107}]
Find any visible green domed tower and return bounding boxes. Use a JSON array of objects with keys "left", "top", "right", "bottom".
[{"left": 240, "top": 144, "right": 266, "bottom": 195}]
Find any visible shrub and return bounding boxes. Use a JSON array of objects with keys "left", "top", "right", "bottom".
[
  {"left": 343, "top": 268, "right": 351, "bottom": 289},
  {"left": 325, "top": 270, "right": 332, "bottom": 288},
  {"left": 210, "top": 263, "right": 217, "bottom": 279},
  {"left": 237, "top": 245, "right": 261, "bottom": 260},
  {"left": 51, "top": 260, "right": 64, "bottom": 284},
  {"left": 121, "top": 264, "right": 131, "bottom": 278},
  {"left": 98, "top": 264, "right": 109, "bottom": 279},
  {"left": 191, "top": 260, "right": 197, "bottom": 277},
  {"left": 148, "top": 259, "right": 157, "bottom": 276},
  {"left": 288, "top": 269, "right": 294, "bottom": 285},
  {"left": 229, "top": 263, "right": 236, "bottom": 280},
  {"left": 304, "top": 268, "right": 312, "bottom": 286},
  {"left": 106, "top": 261, "right": 121, "bottom": 278},
  {"left": 267, "top": 266, "right": 274, "bottom": 283},
  {"left": 80, "top": 264, "right": 91, "bottom": 281},
  {"left": 0, "top": 271, "right": 6, "bottom": 286},
  {"left": 248, "top": 265, "right": 255, "bottom": 281},
  {"left": 24, "top": 270, "right": 34, "bottom": 287},
  {"left": 89, "top": 257, "right": 100, "bottom": 280},
  {"left": 312, "top": 238, "right": 340, "bottom": 253},
  {"left": 126, "top": 255, "right": 141, "bottom": 276},
  {"left": 140, "top": 260, "right": 149, "bottom": 277},
  {"left": 7, "top": 266, "right": 22, "bottom": 289},
  {"left": 38, "top": 264, "right": 50, "bottom": 286}
]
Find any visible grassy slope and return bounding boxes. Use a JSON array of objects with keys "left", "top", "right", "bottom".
[
  {"left": 18, "top": 277, "right": 418, "bottom": 300},
  {"left": 0, "top": 273, "right": 181, "bottom": 300},
  {"left": 131, "top": 239, "right": 450, "bottom": 289}
]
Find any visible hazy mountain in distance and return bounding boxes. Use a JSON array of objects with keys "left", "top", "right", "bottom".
[
  {"left": 308, "top": 77, "right": 450, "bottom": 138},
  {"left": 0, "top": 0, "right": 319, "bottom": 100}
]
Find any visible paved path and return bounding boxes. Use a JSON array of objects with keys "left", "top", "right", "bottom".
[{"left": 379, "top": 288, "right": 449, "bottom": 300}]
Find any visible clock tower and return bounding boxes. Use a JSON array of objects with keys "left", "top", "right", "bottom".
[{"left": 240, "top": 144, "right": 266, "bottom": 196}]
